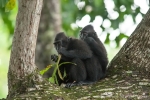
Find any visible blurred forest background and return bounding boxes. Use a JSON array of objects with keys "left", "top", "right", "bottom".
[{"left": 0, "top": 0, "right": 149, "bottom": 98}]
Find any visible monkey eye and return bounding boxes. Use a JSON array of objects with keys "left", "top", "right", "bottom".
[
  {"left": 82, "top": 32, "right": 88, "bottom": 37},
  {"left": 53, "top": 41, "right": 61, "bottom": 46}
]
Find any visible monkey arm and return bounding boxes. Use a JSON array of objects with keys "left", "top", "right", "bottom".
[
  {"left": 84, "top": 37, "right": 108, "bottom": 63},
  {"left": 84, "top": 37, "right": 106, "bottom": 56},
  {"left": 85, "top": 37, "right": 108, "bottom": 73},
  {"left": 59, "top": 47, "right": 92, "bottom": 59}
]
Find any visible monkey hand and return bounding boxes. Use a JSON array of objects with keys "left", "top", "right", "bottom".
[{"left": 51, "top": 54, "right": 58, "bottom": 62}]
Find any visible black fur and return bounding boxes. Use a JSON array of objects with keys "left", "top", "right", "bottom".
[
  {"left": 80, "top": 25, "right": 108, "bottom": 80},
  {"left": 51, "top": 32, "right": 92, "bottom": 87},
  {"left": 58, "top": 37, "right": 92, "bottom": 59}
]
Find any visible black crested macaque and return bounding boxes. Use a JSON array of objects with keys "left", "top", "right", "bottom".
[
  {"left": 51, "top": 32, "right": 93, "bottom": 87},
  {"left": 80, "top": 25, "right": 108, "bottom": 80}
]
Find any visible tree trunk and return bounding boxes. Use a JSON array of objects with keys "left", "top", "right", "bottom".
[
  {"left": 35, "top": 0, "right": 61, "bottom": 77},
  {"left": 108, "top": 8, "right": 150, "bottom": 77},
  {"left": 106, "top": 8, "right": 150, "bottom": 99},
  {"left": 7, "top": 0, "right": 43, "bottom": 98}
]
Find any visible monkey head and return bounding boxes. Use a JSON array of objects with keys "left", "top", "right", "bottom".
[
  {"left": 80, "top": 25, "right": 97, "bottom": 40},
  {"left": 53, "top": 32, "right": 70, "bottom": 52}
]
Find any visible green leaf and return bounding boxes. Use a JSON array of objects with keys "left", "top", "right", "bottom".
[
  {"left": 51, "top": 55, "right": 61, "bottom": 77},
  {"left": 57, "top": 67, "right": 63, "bottom": 80},
  {"left": 63, "top": 69, "right": 66, "bottom": 78},
  {"left": 0, "top": 0, "right": 8, "bottom": 8},
  {"left": 49, "top": 55, "right": 61, "bottom": 84},
  {"left": 58, "top": 62, "right": 76, "bottom": 67},
  {"left": 49, "top": 77, "right": 55, "bottom": 84},
  {"left": 40, "top": 64, "right": 53, "bottom": 75},
  {"left": 57, "top": 62, "right": 75, "bottom": 80},
  {"left": 54, "top": 75, "right": 58, "bottom": 84},
  {"left": 5, "top": 0, "right": 16, "bottom": 12}
]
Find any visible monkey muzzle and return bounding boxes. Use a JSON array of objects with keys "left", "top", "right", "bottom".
[
  {"left": 80, "top": 31, "right": 88, "bottom": 40},
  {"left": 53, "top": 40, "right": 62, "bottom": 51}
]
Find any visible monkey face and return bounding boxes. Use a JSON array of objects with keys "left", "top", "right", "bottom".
[
  {"left": 80, "top": 32, "right": 88, "bottom": 40},
  {"left": 53, "top": 40, "right": 61, "bottom": 51},
  {"left": 53, "top": 37, "right": 70, "bottom": 52},
  {"left": 80, "top": 31, "right": 97, "bottom": 40},
  {"left": 80, "top": 25, "right": 98, "bottom": 40}
]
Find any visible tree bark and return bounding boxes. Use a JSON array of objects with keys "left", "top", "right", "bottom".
[
  {"left": 35, "top": 0, "right": 61, "bottom": 77},
  {"left": 7, "top": 0, "right": 43, "bottom": 98},
  {"left": 106, "top": 8, "right": 150, "bottom": 99},
  {"left": 108, "top": 8, "right": 150, "bottom": 77}
]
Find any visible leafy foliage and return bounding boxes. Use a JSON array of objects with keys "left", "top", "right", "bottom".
[
  {"left": 0, "top": 0, "right": 16, "bottom": 11},
  {"left": 61, "top": 0, "right": 145, "bottom": 47},
  {"left": 0, "top": 0, "right": 8, "bottom": 8},
  {"left": 40, "top": 65, "right": 53, "bottom": 76},
  {"left": 0, "top": 0, "right": 148, "bottom": 46},
  {"left": 5, "top": 0, "right": 16, "bottom": 12}
]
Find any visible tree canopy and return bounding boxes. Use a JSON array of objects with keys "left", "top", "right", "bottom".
[{"left": 0, "top": 0, "right": 148, "bottom": 47}]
